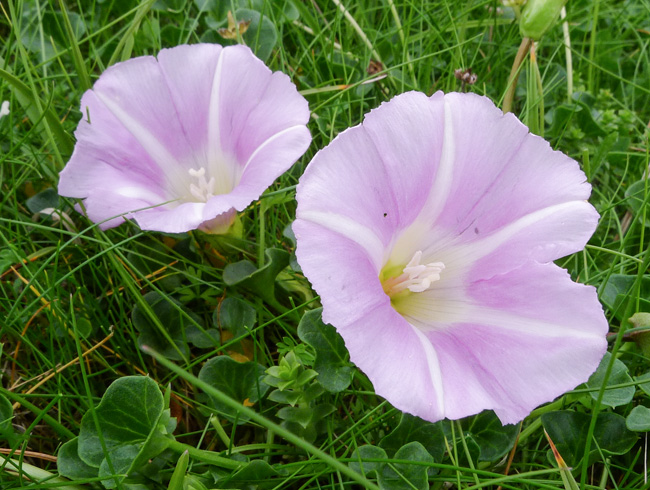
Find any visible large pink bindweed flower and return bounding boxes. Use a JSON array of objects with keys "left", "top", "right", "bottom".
[
  {"left": 59, "top": 44, "right": 311, "bottom": 233},
  {"left": 294, "top": 91, "right": 608, "bottom": 424}
]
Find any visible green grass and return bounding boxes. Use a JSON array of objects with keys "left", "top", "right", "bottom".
[{"left": 1, "top": 0, "right": 650, "bottom": 489}]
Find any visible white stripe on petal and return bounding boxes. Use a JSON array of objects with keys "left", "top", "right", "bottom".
[
  {"left": 456, "top": 200, "right": 594, "bottom": 263},
  {"left": 411, "top": 97, "right": 456, "bottom": 227},
  {"left": 95, "top": 92, "right": 183, "bottom": 182},
  {"left": 207, "top": 48, "right": 225, "bottom": 167},
  {"left": 242, "top": 124, "right": 309, "bottom": 172},
  {"left": 299, "top": 211, "right": 385, "bottom": 269},
  {"left": 474, "top": 307, "right": 600, "bottom": 340},
  {"left": 410, "top": 325, "right": 445, "bottom": 416}
]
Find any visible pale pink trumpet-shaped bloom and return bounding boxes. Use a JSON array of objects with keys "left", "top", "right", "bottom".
[
  {"left": 59, "top": 44, "right": 311, "bottom": 233},
  {"left": 294, "top": 91, "right": 608, "bottom": 424}
]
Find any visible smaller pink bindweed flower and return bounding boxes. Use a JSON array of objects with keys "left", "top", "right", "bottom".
[
  {"left": 294, "top": 91, "right": 608, "bottom": 424},
  {"left": 59, "top": 44, "right": 311, "bottom": 233}
]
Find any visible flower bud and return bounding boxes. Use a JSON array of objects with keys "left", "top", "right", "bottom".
[{"left": 520, "top": 0, "right": 567, "bottom": 40}]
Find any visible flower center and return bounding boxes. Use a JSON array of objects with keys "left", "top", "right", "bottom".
[
  {"left": 188, "top": 167, "right": 216, "bottom": 202},
  {"left": 382, "top": 250, "right": 445, "bottom": 297}
]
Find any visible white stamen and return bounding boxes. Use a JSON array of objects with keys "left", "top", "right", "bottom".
[
  {"left": 384, "top": 250, "right": 445, "bottom": 296},
  {"left": 188, "top": 167, "right": 216, "bottom": 202}
]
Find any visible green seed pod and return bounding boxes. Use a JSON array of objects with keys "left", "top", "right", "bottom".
[{"left": 519, "top": 0, "right": 568, "bottom": 40}]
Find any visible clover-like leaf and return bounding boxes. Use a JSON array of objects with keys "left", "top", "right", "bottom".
[
  {"left": 198, "top": 356, "right": 269, "bottom": 424},
  {"left": 297, "top": 308, "right": 353, "bottom": 393}
]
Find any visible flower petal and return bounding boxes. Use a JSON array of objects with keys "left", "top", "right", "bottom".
[
  {"left": 59, "top": 44, "right": 311, "bottom": 232},
  {"left": 214, "top": 45, "right": 310, "bottom": 166},
  {"left": 425, "top": 93, "right": 593, "bottom": 238},
  {"left": 296, "top": 92, "right": 447, "bottom": 265},
  {"left": 424, "top": 262, "right": 607, "bottom": 423},
  {"left": 203, "top": 124, "right": 311, "bottom": 221},
  {"left": 293, "top": 219, "right": 386, "bottom": 327},
  {"left": 338, "top": 299, "right": 446, "bottom": 421}
]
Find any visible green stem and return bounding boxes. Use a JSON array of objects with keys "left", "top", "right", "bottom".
[
  {"left": 587, "top": 0, "right": 600, "bottom": 93},
  {"left": 167, "top": 440, "right": 242, "bottom": 469},
  {"left": 0, "top": 455, "right": 85, "bottom": 490},
  {"left": 0, "top": 388, "right": 75, "bottom": 439},
  {"left": 580, "top": 245, "right": 650, "bottom": 488},
  {"left": 502, "top": 37, "right": 532, "bottom": 114},
  {"left": 143, "top": 347, "right": 380, "bottom": 490}
]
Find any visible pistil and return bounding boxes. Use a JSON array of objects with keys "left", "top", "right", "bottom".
[{"left": 188, "top": 167, "right": 216, "bottom": 202}]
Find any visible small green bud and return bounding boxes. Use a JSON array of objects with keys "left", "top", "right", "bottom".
[{"left": 519, "top": 0, "right": 567, "bottom": 40}]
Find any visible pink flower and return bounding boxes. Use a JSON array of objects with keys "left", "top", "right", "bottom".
[
  {"left": 294, "top": 91, "right": 608, "bottom": 424},
  {"left": 59, "top": 44, "right": 311, "bottom": 233}
]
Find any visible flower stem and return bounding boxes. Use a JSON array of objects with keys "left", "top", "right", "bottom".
[
  {"left": 502, "top": 37, "right": 532, "bottom": 114},
  {"left": 143, "top": 346, "right": 380, "bottom": 490}
]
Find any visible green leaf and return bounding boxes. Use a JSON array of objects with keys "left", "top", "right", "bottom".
[
  {"left": 76, "top": 376, "right": 173, "bottom": 487},
  {"left": 466, "top": 411, "right": 519, "bottom": 462},
  {"left": 349, "top": 445, "right": 387, "bottom": 478},
  {"left": 235, "top": 9, "right": 278, "bottom": 62},
  {"left": 198, "top": 356, "right": 269, "bottom": 424},
  {"left": 26, "top": 188, "right": 60, "bottom": 213},
  {"left": 379, "top": 441, "right": 433, "bottom": 490},
  {"left": 594, "top": 412, "right": 637, "bottom": 455},
  {"left": 636, "top": 371, "right": 650, "bottom": 397},
  {"left": 542, "top": 410, "right": 637, "bottom": 467},
  {"left": 625, "top": 180, "right": 650, "bottom": 224},
  {"left": 0, "top": 67, "right": 74, "bottom": 156},
  {"left": 133, "top": 291, "right": 203, "bottom": 361},
  {"left": 297, "top": 309, "right": 353, "bottom": 393},
  {"left": 585, "top": 352, "right": 635, "bottom": 407},
  {"left": 58, "top": 438, "right": 99, "bottom": 480},
  {"left": 0, "top": 393, "right": 19, "bottom": 447},
  {"left": 224, "top": 459, "right": 283, "bottom": 489},
  {"left": 167, "top": 450, "right": 189, "bottom": 490},
  {"left": 215, "top": 297, "right": 257, "bottom": 337},
  {"left": 223, "top": 248, "right": 290, "bottom": 309},
  {"left": 379, "top": 413, "right": 445, "bottom": 462},
  {"left": 626, "top": 406, "right": 650, "bottom": 432},
  {"left": 601, "top": 274, "right": 650, "bottom": 320},
  {"left": 541, "top": 411, "right": 590, "bottom": 467}
]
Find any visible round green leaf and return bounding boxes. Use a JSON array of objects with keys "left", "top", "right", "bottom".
[
  {"left": 215, "top": 297, "right": 257, "bottom": 337},
  {"left": 297, "top": 309, "right": 353, "bottom": 393},
  {"left": 349, "top": 445, "right": 387, "bottom": 477},
  {"left": 379, "top": 441, "right": 433, "bottom": 490},
  {"left": 467, "top": 411, "right": 519, "bottom": 462},
  {"left": 77, "top": 376, "right": 171, "bottom": 472},
  {"left": 585, "top": 352, "right": 635, "bottom": 407},
  {"left": 626, "top": 405, "right": 650, "bottom": 432},
  {"left": 236, "top": 9, "right": 278, "bottom": 62},
  {"left": 379, "top": 413, "right": 445, "bottom": 462},
  {"left": 198, "top": 356, "right": 269, "bottom": 424},
  {"left": 133, "top": 291, "right": 202, "bottom": 361}
]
